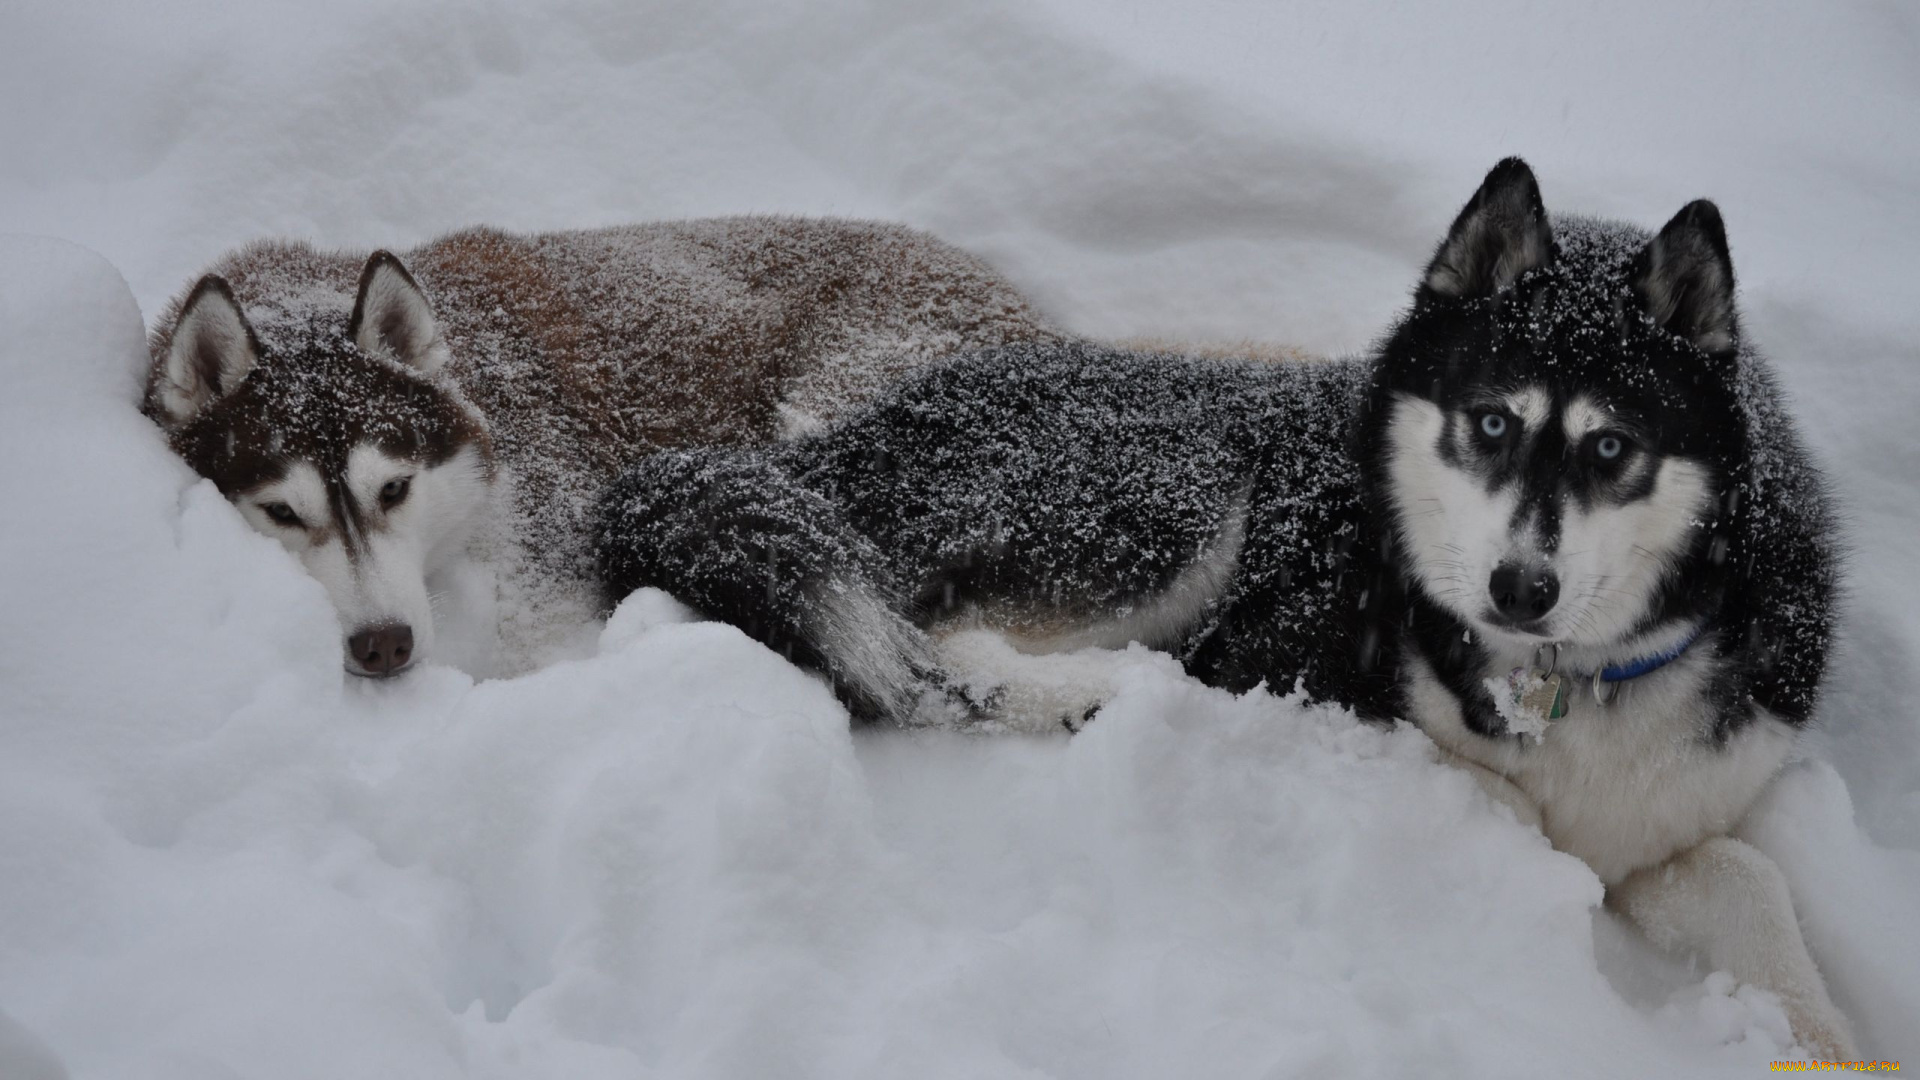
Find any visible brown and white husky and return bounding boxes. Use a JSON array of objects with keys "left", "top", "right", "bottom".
[{"left": 144, "top": 218, "right": 1055, "bottom": 677}]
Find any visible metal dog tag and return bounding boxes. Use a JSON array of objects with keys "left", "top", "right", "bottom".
[
  {"left": 1488, "top": 665, "right": 1569, "bottom": 741},
  {"left": 1519, "top": 672, "right": 1568, "bottom": 720}
]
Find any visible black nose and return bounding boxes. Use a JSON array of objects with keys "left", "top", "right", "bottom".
[
  {"left": 1488, "top": 564, "right": 1559, "bottom": 622},
  {"left": 347, "top": 624, "right": 414, "bottom": 676}
]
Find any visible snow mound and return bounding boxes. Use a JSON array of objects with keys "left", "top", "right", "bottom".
[{"left": 2, "top": 236, "right": 1869, "bottom": 1076}]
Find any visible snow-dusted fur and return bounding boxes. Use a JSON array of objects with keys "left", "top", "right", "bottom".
[
  {"left": 598, "top": 160, "right": 1849, "bottom": 1056},
  {"left": 600, "top": 344, "right": 1368, "bottom": 727},
  {"left": 143, "top": 219, "right": 1057, "bottom": 675}
]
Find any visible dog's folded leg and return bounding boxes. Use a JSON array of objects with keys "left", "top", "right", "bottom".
[{"left": 1608, "top": 836, "right": 1855, "bottom": 1061}]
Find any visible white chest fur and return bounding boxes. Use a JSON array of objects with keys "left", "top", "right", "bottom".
[{"left": 1407, "top": 647, "right": 1795, "bottom": 884}]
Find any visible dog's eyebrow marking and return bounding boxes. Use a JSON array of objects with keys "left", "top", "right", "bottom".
[
  {"left": 278, "top": 461, "right": 329, "bottom": 525},
  {"left": 1504, "top": 386, "right": 1551, "bottom": 430},
  {"left": 345, "top": 444, "right": 408, "bottom": 536},
  {"left": 1563, "top": 397, "right": 1611, "bottom": 441}
]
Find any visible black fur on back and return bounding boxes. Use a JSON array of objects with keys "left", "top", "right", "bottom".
[
  {"left": 599, "top": 163, "right": 1836, "bottom": 737},
  {"left": 600, "top": 342, "right": 1391, "bottom": 719}
]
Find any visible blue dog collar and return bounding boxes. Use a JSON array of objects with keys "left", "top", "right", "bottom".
[
  {"left": 1524, "top": 624, "right": 1704, "bottom": 710},
  {"left": 1595, "top": 624, "right": 1703, "bottom": 683}
]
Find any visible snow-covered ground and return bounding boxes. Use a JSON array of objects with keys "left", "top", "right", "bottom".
[{"left": 4, "top": 0, "right": 1918, "bottom": 1075}]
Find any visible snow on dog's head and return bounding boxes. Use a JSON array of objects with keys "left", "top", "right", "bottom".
[
  {"left": 145, "top": 252, "right": 495, "bottom": 677},
  {"left": 1368, "top": 158, "right": 1746, "bottom": 655}
]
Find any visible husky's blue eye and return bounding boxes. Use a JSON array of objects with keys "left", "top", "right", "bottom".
[
  {"left": 380, "top": 476, "right": 412, "bottom": 509},
  {"left": 1596, "top": 435, "right": 1624, "bottom": 460},
  {"left": 1478, "top": 413, "right": 1508, "bottom": 439},
  {"left": 262, "top": 502, "right": 301, "bottom": 527}
]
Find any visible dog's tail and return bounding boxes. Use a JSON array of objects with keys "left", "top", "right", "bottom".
[{"left": 598, "top": 447, "right": 951, "bottom": 723}]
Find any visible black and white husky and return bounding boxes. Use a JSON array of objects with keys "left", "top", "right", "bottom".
[{"left": 598, "top": 160, "right": 1851, "bottom": 1056}]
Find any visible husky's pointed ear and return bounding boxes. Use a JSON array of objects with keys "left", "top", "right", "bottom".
[
  {"left": 1632, "top": 199, "right": 1738, "bottom": 355},
  {"left": 153, "top": 275, "right": 260, "bottom": 426},
  {"left": 1420, "top": 157, "right": 1554, "bottom": 302},
  {"left": 350, "top": 251, "right": 451, "bottom": 374}
]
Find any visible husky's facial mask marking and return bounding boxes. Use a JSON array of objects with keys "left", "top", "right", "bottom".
[
  {"left": 1380, "top": 159, "right": 1743, "bottom": 655},
  {"left": 1385, "top": 392, "right": 1713, "bottom": 647},
  {"left": 149, "top": 254, "right": 494, "bottom": 676}
]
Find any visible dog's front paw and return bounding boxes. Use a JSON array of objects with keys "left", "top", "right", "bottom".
[
  {"left": 1612, "top": 837, "right": 1858, "bottom": 1065},
  {"left": 1782, "top": 991, "right": 1858, "bottom": 1064}
]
